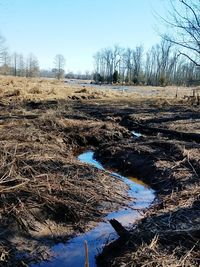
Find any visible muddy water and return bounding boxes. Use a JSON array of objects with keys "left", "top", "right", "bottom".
[{"left": 32, "top": 151, "right": 155, "bottom": 267}]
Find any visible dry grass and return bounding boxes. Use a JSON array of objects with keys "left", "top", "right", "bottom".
[
  {"left": 0, "top": 76, "right": 106, "bottom": 101},
  {"left": 0, "top": 75, "right": 198, "bottom": 104}
]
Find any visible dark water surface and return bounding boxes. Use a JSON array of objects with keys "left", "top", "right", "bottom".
[{"left": 32, "top": 151, "right": 155, "bottom": 267}]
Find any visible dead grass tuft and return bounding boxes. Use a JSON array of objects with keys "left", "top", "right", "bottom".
[
  {"left": 28, "top": 86, "right": 42, "bottom": 94},
  {"left": 3, "top": 89, "right": 20, "bottom": 97}
]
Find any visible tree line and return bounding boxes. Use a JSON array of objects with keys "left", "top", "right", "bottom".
[
  {"left": 0, "top": 0, "right": 199, "bottom": 86},
  {"left": 93, "top": 0, "right": 200, "bottom": 86},
  {"left": 0, "top": 41, "right": 92, "bottom": 81},
  {"left": 0, "top": 36, "right": 66, "bottom": 80},
  {"left": 93, "top": 40, "right": 200, "bottom": 86}
]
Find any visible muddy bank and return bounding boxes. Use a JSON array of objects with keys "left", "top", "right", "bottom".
[
  {"left": 95, "top": 134, "right": 200, "bottom": 266},
  {"left": 96, "top": 137, "right": 200, "bottom": 192}
]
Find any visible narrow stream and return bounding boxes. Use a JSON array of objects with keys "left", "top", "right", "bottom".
[{"left": 33, "top": 151, "right": 155, "bottom": 267}]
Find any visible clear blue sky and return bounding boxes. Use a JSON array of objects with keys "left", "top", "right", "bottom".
[{"left": 0, "top": 0, "right": 168, "bottom": 73}]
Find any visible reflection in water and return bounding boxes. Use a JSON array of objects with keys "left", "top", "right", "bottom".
[
  {"left": 32, "top": 151, "right": 155, "bottom": 267},
  {"left": 128, "top": 176, "right": 149, "bottom": 187}
]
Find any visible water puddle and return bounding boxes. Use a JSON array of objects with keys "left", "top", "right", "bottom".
[
  {"left": 32, "top": 151, "right": 155, "bottom": 267},
  {"left": 132, "top": 130, "right": 142, "bottom": 137}
]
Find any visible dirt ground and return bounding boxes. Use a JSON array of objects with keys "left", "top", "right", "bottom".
[{"left": 0, "top": 76, "right": 199, "bottom": 266}]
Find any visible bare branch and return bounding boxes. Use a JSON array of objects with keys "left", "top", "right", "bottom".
[
  {"left": 178, "top": 51, "right": 200, "bottom": 66},
  {"left": 159, "top": 0, "right": 200, "bottom": 66}
]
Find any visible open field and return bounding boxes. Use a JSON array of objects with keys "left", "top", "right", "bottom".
[
  {"left": 0, "top": 76, "right": 199, "bottom": 266},
  {"left": 0, "top": 75, "right": 199, "bottom": 101}
]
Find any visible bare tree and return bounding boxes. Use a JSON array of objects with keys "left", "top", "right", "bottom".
[
  {"left": 26, "top": 54, "right": 40, "bottom": 77},
  {"left": 0, "top": 51, "right": 11, "bottom": 75},
  {"left": 93, "top": 41, "right": 200, "bottom": 86},
  {"left": 0, "top": 34, "right": 41, "bottom": 78},
  {"left": 123, "top": 48, "right": 133, "bottom": 83},
  {"left": 54, "top": 54, "right": 65, "bottom": 80},
  {"left": 0, "top": 35, "right": 6, "bottom": 62},
  {"left": 18, "top": 54, "right": 26, "bottom": 77},
  {"left": 93, "top": 46, "right": 123, "bottom": 83},
  {"left": 161, "top": 0, "right": 200, "bottom": 66},
  {"left": 132, "top": 46, "right": 143, "bottom": 84},
  {"left": 144, "top": 40, "right": 178, "bottom": 86},
  {"left": 11, "top": 52, "right": 19, "bottom": 76}
]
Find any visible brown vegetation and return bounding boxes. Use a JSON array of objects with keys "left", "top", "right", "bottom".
[
  {"left": 0, "top": 76, "right": 132, "bottom": 266},
  {"left": 0, "top": 76, "right": 199, "bottom": 266}
]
